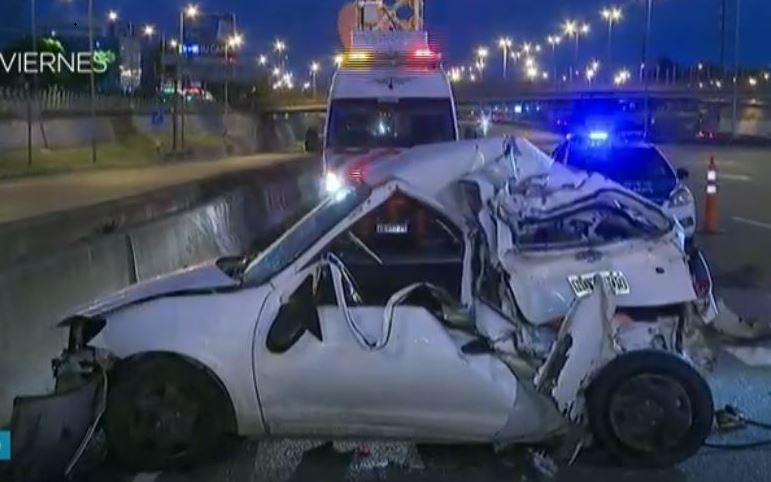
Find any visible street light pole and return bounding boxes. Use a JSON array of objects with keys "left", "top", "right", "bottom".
[
  {"left": 498, "top": 37, "right": 511, "bottom": 80},
  {"left": 731, "top": 0, "right": 741, "bottom": 139},
  {"left": 224, "top": 14, "right": 238, "bottom": 142},
  {"left": 177, "top": 11, "right": 185, "bottom": 152},
  {"left": 601, "top": 7, "right": 622, "bottom": 73},
  {"left": 643, "top": 0, "right": 653, "bottom": 140},
  {"left": 310, "top": 62, "right": 320, "bottom": 95},
  {"left": 547, "top": 36, "right": 561, "bottom": 85},
  {"left": 88, "top": 0, "right": 97, "bottom": 163},
  {"left": 28, "top": 0, "right": 37, "bottom": 166}
]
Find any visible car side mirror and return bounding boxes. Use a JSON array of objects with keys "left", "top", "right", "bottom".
[
  {"left": 676, "top": 168, "right": 689, "bottom": 180},
  {"left": 266, "top": 276, "right": 322, "bottom": 354},
  {"left": 304, "top": 127, "right": 322, "bottom": 154}
]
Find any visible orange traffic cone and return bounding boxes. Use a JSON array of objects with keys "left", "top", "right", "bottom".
[{"left": 703, "top": 156, "right": 719, "bottom": 234}]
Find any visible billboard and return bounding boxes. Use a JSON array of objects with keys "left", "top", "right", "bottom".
[{"left": 183, "top": 13, "right": 236, "bottom": 60}]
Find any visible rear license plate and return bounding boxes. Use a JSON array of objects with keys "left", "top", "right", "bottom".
[{"left": 568, "top": 271, "right": 630, "bottom": 297}]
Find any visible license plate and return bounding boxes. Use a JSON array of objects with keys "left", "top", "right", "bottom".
[
  {"left": 376, "top": 223, "right": 408, "bottom": 234},
  {"left": 567, "top": 271, "right": 630, "bottom": 297}
]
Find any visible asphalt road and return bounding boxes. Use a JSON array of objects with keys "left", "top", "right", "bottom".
[{"left": 77, "top": 351, "right": 771, "bottom": 482}]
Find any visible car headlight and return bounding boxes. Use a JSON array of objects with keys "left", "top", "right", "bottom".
[
  {"left": 324, "top": 171, "right": 343, "bottom": 194},
  {"left": 669, "top": 186, "right": 693, "bottom": 208}
]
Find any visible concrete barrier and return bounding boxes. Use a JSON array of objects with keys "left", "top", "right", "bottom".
[
  {"left": 0, "top": 111, "right": 326, "bottom": 155},
  {"left": 0, "top": 159, "right": 321, "bottom": 424}
]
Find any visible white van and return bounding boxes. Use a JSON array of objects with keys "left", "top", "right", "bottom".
[{"left": 320, "top": 31, "right": 459, "bottom": 192}]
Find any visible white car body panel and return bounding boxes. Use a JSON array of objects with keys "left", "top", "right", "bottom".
[
  {"left": 89, "top": 286, "right": 271, "bottom": 435},
  {"left": 667, "top": 199, "right": 697, "bottom": 238},
  {"left": 502, "top": 240, "right": 695, "bottom": 325},
  {"left": 53, "top": 135, "right": 718, "bottom": 443},
  {"left": 71, "top": 260, "right": 237, "bottom": 317},
  {"left": 256, "top": 291, "right": 516, "bottom": 441}
]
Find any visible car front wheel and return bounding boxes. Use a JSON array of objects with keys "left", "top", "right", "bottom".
[
  {"left": 586, "top": 350, "right": 714, "bottom": 467},
  {"left": 104, "top": 355, "right": 235, "bottom": 471}
]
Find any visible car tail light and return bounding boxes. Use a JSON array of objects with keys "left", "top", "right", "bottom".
[
  {"left": 345, "top": 161, "right": 368, "bottom": 184},
  {"left": 688, "top": 248, "right": 713, "bottom": 299}
]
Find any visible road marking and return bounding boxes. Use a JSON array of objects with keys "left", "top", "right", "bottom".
[
  {"left": 720, "top": 173, "right": 752, "bottom": 182},
  {"left": 733, "top": 216, "right": 771, "bottom": 231}
]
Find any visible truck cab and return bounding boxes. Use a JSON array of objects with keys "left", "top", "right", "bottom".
[{"left": 322, "top": 30, "right": 459, "bottom": 192}]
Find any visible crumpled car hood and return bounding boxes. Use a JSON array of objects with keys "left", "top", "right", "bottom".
[
  {"left": 459, "top": 137, "right": 693, "bottom": 325},
  {"left": 68, "top": 259, "right": 238, "bottom": 318},
  {"left": 502, "top": 239, "right": 696, "bottom": 325}
]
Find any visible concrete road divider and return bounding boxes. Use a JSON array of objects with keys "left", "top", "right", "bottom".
[{"left": 0, "top": 160, "right": 322, "bottom": 424}]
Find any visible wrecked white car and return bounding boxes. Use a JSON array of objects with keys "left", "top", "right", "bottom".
[{"left": 11, "top": 138, "right": 719, "bottom": 477}]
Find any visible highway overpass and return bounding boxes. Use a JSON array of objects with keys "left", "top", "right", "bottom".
[{"left": 252, "top": 81, "right": 771, "bottom": 113}]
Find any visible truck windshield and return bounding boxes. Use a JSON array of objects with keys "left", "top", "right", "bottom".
[{"left": 327, "top": 98, "right": 456, "bottom": 150}]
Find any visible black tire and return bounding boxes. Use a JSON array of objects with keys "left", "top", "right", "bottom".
[
  {"left": 586, "top": 350, "right": 713, "bottom": 468},
  {"left": 104, "top": 355, "right": 235, "bottom": 471}
]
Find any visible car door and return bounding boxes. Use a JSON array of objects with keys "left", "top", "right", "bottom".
[{"left": 253, "top": 189, "right": 518, "bottom": 441}]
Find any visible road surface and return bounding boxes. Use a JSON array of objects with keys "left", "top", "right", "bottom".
[
  {"left": 76, "top": 351, "right": 771, "bottom": 482},
  {"left": 0, "top": 153, "right": 307, "bottom": 225}
]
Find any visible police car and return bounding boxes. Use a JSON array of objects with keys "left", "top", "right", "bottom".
[{"left": 553, "top": 131, "right": 696, "bottom": 238}]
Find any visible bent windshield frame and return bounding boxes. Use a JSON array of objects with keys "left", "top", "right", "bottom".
[
  {"left": 243, "top": 186, "right": 372, "bottom": 286},
  {"left": 327, "top": 98, "right": 457, "bottom": 150}
]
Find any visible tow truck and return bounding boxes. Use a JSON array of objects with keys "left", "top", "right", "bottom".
[{"left": 315, "top": 0, "right": 460, "bottom": 194}]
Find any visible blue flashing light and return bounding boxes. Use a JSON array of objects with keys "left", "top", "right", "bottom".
[
  {"left": 182, "top": 44, "right": 200, "bottom": 55},
  {"left": 589, "top": 130, "right": 609, "bottom": 142}
]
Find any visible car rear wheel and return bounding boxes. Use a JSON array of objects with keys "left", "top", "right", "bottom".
[
  {"left": 586, "top": 350, "right": 713, "bottom": 467},
  {"left": 104, "top": 355, "right": 235, "bottom": 471}
]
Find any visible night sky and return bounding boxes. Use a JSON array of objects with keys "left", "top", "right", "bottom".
[{"left": 18, "top": 0, "right": 771, "bottom": 73}]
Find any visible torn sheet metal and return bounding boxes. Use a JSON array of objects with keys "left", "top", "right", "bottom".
[
  {"left": 534, "top": 275, "right": 618, "bottom": 421},
  {"left": 9, "top": 376, "right": 103, "bottom": 482}
]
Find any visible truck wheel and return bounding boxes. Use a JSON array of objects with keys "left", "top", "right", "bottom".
[
  {"left": 586, "top": 350, "right": 713, "bottom": 467},
  {"left": 104, "top": 355, "right": 235, "bottom": 471}
]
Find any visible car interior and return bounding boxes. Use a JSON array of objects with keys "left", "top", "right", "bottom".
[
  {"left": 266, "top": 191, "right": 469, "bottom": 354},
  {"left": 319, "top": 191, "right": 465, "bottom": 305}
]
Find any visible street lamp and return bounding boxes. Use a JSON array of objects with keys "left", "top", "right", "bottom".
[
  {"left": 476, "top": 47, "right": 488, "bottom": 80},
  {"left": 174, "top": 4, "right": 200, "bottom": 152},
  {"left": 498, "top": 37, "right": 512, "bottom": 79},
  {"left": 224, "top": 32, "right": 244, "bottom": 139},
  {"left": 274, "top": 39, "right": 287, "bottom": 72},
  {"left": 185, "top": 4, "right": 200, "bottom": 19},
  {"left": 107, "top": 10, "right": 118, "bottom": 22},
  {"left": 143, "top": 25, "right": 155, "bottom": 37},
  {"left": 258, "top": 55, "right": 267, "bottom": 66},
  {"left": 600, "top": 7, "right": 622, "bottom": 71},
  {"left": 310, "top": 61, "right": 320, "bottom": 94},
  {"left": 546, "top": 35, "right": 561, "bottom": 83},
  {"left": 563, "top": 20, "right": 589, "bottom": 82}
]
